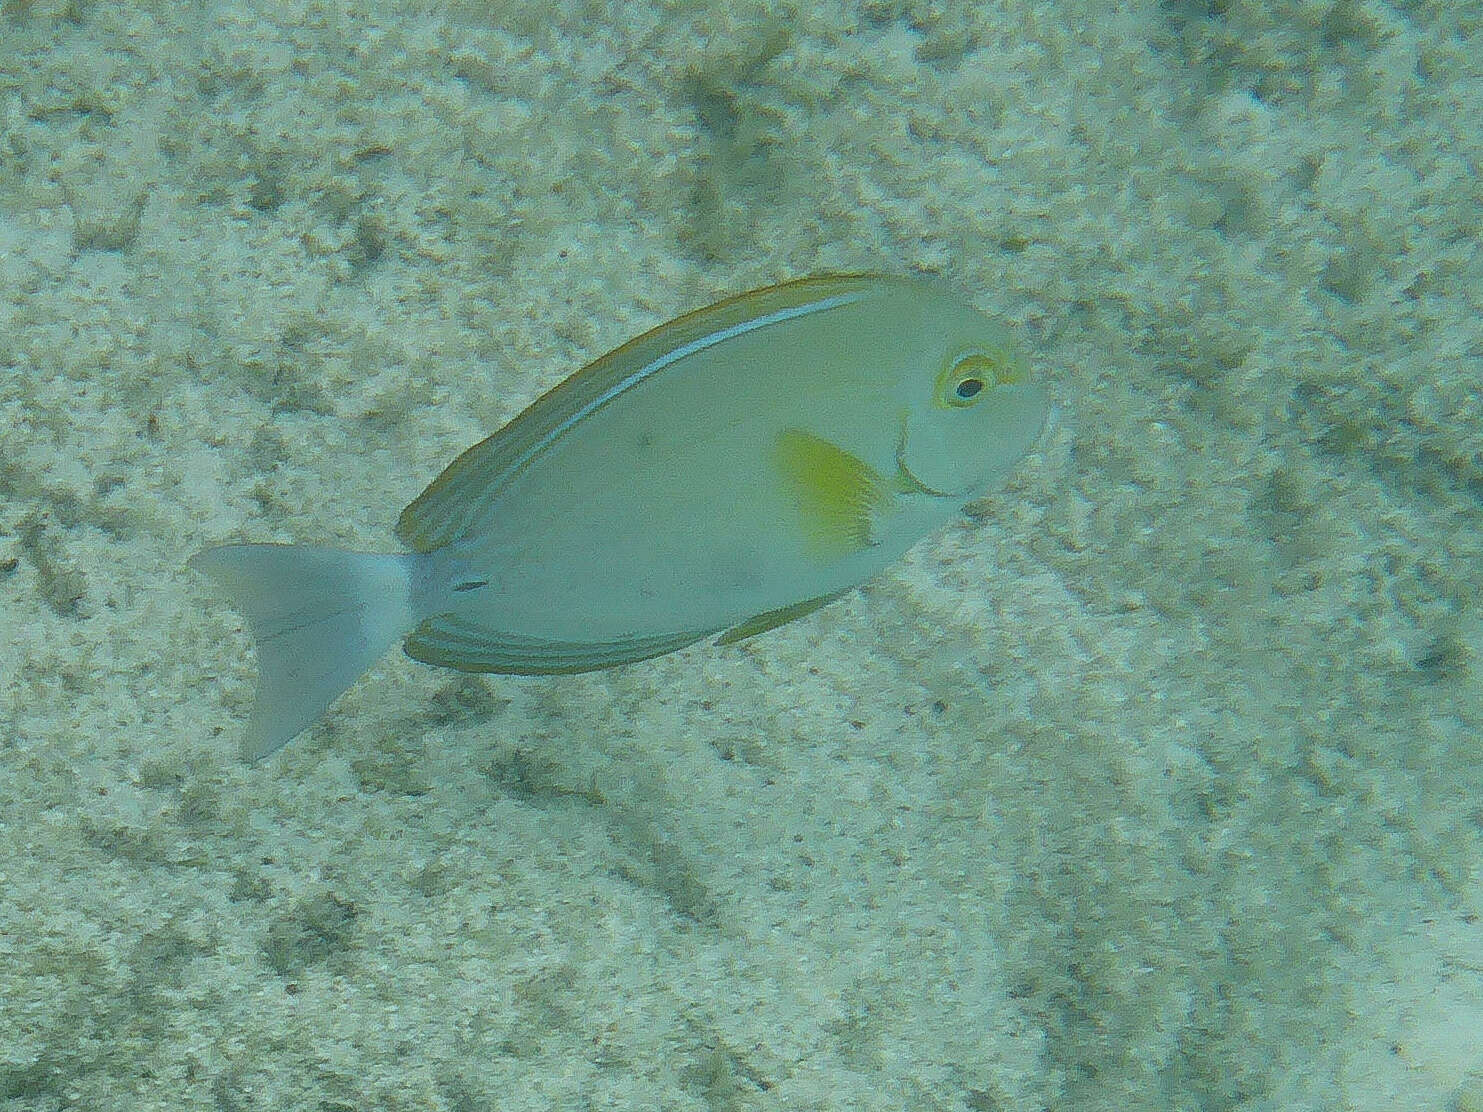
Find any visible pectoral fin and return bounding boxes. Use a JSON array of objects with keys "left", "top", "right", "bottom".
[{"left": 773, "top": 428, "right": 891, "bottom": 559}]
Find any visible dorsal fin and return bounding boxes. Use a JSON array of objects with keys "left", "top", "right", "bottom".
[
  {"left": 395, "top": 426, "right": 527, "bottom": 552},
  {"left": 395, "top": 276, "right": 884, "bottom": 552}
]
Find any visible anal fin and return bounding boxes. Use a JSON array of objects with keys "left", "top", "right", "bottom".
[{"left": 404, "top": 613, "right": 715, "bottom": 674}]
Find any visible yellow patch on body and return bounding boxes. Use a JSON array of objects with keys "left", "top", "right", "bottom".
[{"left": 772, "top": 427, "right": 891, "bottom": 559}]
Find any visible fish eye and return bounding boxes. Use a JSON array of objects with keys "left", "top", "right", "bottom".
[{"left": 938, "top": 353, "right": 997, "bottom": 409}]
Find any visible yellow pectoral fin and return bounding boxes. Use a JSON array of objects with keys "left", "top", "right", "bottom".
[
  {"left": 773, "top": 428, "right": 891, "bottom": 559},
  {"left": 716, "top": 588, "right": 851, "bottom": 646}
]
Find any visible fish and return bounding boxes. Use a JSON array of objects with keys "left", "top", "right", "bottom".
[{"left": 192, "top": 274, "right": 1049, "bottom": 759}]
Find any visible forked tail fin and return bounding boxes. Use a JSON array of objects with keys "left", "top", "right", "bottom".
[{"left": 190, "top": 544, "right": 417, "bottom": 760}]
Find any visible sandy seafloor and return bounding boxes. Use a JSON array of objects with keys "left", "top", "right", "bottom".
[{"left": 2, "top": 0, "right": 1482, "bottom": 1109}]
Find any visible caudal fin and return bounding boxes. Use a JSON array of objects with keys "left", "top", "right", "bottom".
[{"left": 190, "top": 544, "right": 417, "bottom": 760}]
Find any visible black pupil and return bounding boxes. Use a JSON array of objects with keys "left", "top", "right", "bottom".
[{"left": 955, "top": 377, "right": 984, "bottom": 400}]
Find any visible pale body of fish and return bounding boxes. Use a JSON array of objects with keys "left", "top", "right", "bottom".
[{"left": 193, "top": 275, "right": 1048, "bottom": 759}]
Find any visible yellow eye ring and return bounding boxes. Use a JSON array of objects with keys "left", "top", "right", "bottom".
[{"left": 937, "top": 353, "right": 999, "bottom": 409}]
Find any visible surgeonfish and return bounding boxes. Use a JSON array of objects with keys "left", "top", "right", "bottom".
[{"left": 192, "top": 274, "right": 1049, "bottom": 759}]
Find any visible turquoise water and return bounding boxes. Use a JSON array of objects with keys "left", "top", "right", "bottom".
[{"left": 2, "top": 1, "right": 1481, "bottom": 1109}]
